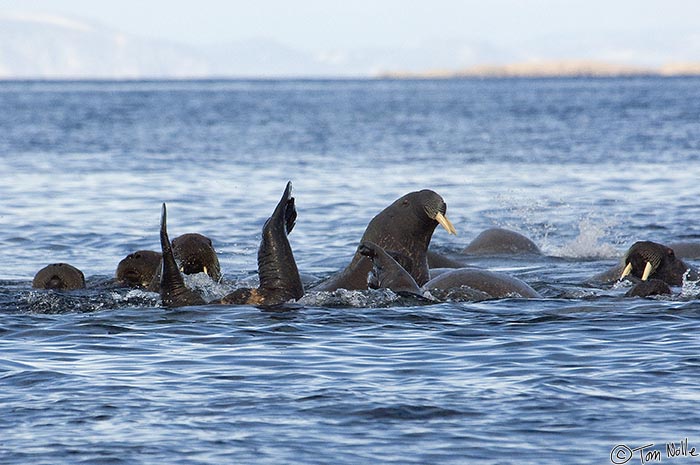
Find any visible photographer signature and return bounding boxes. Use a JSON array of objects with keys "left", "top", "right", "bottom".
[{"left": 611, "top": 439, "right": 699, "bottom": 464}]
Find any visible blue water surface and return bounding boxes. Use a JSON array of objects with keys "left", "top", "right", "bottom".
[{"left": 1, "top": 77, "right": 700, "bottom": 465}]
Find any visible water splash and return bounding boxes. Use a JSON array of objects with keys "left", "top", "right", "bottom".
[
  {"left": 183, "top": 272, "right": 233, "bottom": 302},
  {"left": 680, "top": 270, "right": 700, "bottom": 299},
  {"left": 484, "top": 190, "right": 558, "bottom": 248},
  {"left": 550, "top": 217, "right": 620, "bottom": 259},
  {"left": 300, "top": 289, "right": 400, "bottom": 308},
  {"left": 17, "top": 288, "right": 159, "bottom": 314}
]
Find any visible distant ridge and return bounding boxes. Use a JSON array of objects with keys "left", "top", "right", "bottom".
[
  {"left": 380, "top": 60, "right": 700, "bottom": 78},
  {"left": 1, "top": 12, "right": 700, "bottom": 79}
]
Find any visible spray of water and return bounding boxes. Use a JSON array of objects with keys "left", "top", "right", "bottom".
[{"left": 550, "top": 217, "right": 620, "bottom": 259}]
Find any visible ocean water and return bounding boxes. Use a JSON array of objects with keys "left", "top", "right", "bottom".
[{"left": 1, "top": 77, "right": 700, "bottom": 464}]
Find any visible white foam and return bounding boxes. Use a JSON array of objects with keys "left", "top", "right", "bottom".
[
  {"left": 680, "top": 270, "right": 700, "bottom": 298},
  {"left": 184, "top": 272, "right": 232, "bottom": 301},
  {"left": 549, "top": 217, "right": 620, "bottom": 259},
  {"left": 300, "top": 289, "right": 399, "bottom": 307}
]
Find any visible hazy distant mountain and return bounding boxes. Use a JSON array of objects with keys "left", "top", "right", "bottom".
[
  {"left": 0, "top": 13, "right": 698, "bottom": 79},
  {"left": 204, "top": 38, "right": 333, "bottom": 77},
  {"left": 0, "top": 13, "right": 505, "bottom": 78},
  {"left": 0, "top": 13, "right": 211, "bottom": 78}
]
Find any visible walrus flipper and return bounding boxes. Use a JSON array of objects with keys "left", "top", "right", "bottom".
[
  {"left": 358, "top": 241, "right": 422, "bottom": 296},
  {"left": 280, "top": 181, "right": 297, "bottom": 235},
  {"left": 159, "top": 203, "right": 206, "bottom": 308},
  {"left": 256, "top": 182, "right": 304, "bottom": 304}
]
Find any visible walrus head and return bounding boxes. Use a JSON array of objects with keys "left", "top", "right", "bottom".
[
  {"left": 360, "top": 189, "right": 456, "bottom": 286},
  {"left": 32, "top": 263, "right": 85, "bottom": 290},
  {"left": 116, "top": 250, "right": 162, "bottom": 288},
  {"left": 376, "top": 189, "right": 456, "bottom": 236},
  {"left": 620, "top": 241, "right": 688, "bottom": 286},
  {"left": 172, "top": 233, "right": 221, "bottom": 282},
  {"left": 315, "top": 189, "right": 456, "bottom": 292}
]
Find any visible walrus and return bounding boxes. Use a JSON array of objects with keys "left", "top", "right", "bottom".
[
  {"left": 668, "top": 241, "right": 700, "bottom": 260},
  {"left": 146, "top": 230, "right": 222, "bottom": 292},
  {"left": 427, "top": 227, "right": 541, "bottom": 268},
  {"left": 590, "top": 240, "right": 698, "bottom": 286},
  {"left": 315, "top": 189, "right": 456, "bottom": 292},
  {"left": 115, "top": 250, "right": 162, "bottom": 288},
  {"left": 620, "top": 241, "right": 696, "bottom": 286},
  {"left": 32, "top": 263, "right": 86, "bottom": 290},
  {"left": 358, "top": 242, "right": 424, "bottom": 296},
  {"left": 625, "top": 279, "right": 672, "bottom": 298},
  {"left": 424, "top": 268, "right": 541, "bottom": 298},
  {"left": 172, "top": 233, "right": 221, "bottom": 281},
  {"left": 461, "top": 227, "right": 541, "bottom": 255},
  {"left": 160, "top": 181, "right": 303, "bottom": 308},
  {"left": 359, "top": 241, "right": 541, "bottom": 300}
]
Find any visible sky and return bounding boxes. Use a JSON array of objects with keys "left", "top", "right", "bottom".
[{"left": 2, "top": 0, "right": 698, "bottom": 52}]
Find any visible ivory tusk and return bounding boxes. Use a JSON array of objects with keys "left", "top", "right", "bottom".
[
  {"left": 620, "top": 263, "right": 633, "bottom": 280},
  {"left": 435, "top": 212, "right": 457, "bottom": 235}
]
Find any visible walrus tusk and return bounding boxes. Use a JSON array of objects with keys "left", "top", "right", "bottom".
[
  {"left": 641, "top": 261, "right": 654, "bottom": 281},
  {"left": 620, "top": 263, "right": 633, "bottom": 280},
  {"left": 435, "top": 212, "right": 457, "bottom": 235},
  {"left": 203, "top": 266, "right": 208, "bottom": 276}
]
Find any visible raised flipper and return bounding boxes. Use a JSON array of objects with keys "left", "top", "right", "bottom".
[
  {"left": 159, "top": 203, "right": 206, "bottom": 308},
  {"left": 258, "top": 181, "right": 303, "bottom": 302},
  {"left": 358, "top": 241, "right": 422, "bottom": 296},
  {"left": 220, "top": 181, "right": 303, "bottom": 306}
]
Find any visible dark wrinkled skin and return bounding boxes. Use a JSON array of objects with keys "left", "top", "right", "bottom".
[
  {"left": 32, "top": 263, "right": 86, "bottom": 290},
  {"left": 623, "top": 241, "right": 693, "bottom": 286},
  {"left": 115, "top": 250, "right": 162, "bottom": 288},
  {"left": 315, "top": 189, "right": 450, "bottom": 291},
  {"left": 160, "top": 181, "right": 303, "bottom": 308},
  {"left": 172, "top": 233, "right": 221, "bottom": 281},
  {"left": 159, "top": 205, "right": 206, "bottom": 307},
  {"left": 218, "top": 181, "right": 303, "bottom": 305},
  {"left": 427, "top": 227, "right": 541, "bottom": 269},
  {"left": 462, "top": 228, "right": 541, "bottom": 255},
  {"left": 589, "top": 241, "right": 698, "bottom": 287},
  {"left": 424, "top": 268, "right": 541, "bottom": 299},
  {"left": 625, "top": 279, "right": 672, "bottom": 298},
  {"left": 360, "top": 242, "right": 540, "bottom": 300},
  {"left": 358, "top": 241, "right": 422, "bottom": 296},
  {"left": 147, "top": 232, "right": 221, "bottom": 292}
]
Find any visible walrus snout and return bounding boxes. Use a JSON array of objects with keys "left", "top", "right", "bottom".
[
  {"left": 32, "top": 263, "right": 86, "bottom": 290},
  {"left": 116, "top": 249, "right": 162, "bottom": 288},
  {"left": 46, "top": 275, "right": 66, "bottom": 289},
  {"left": 172, "top": 233, "right": 221, "bottom": 281},
  {"left": 421, "top": 193, "right": 456, "bottom": 235},
  {"left": 620, "top": 241, "right": 689, "bottom": 286}
]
